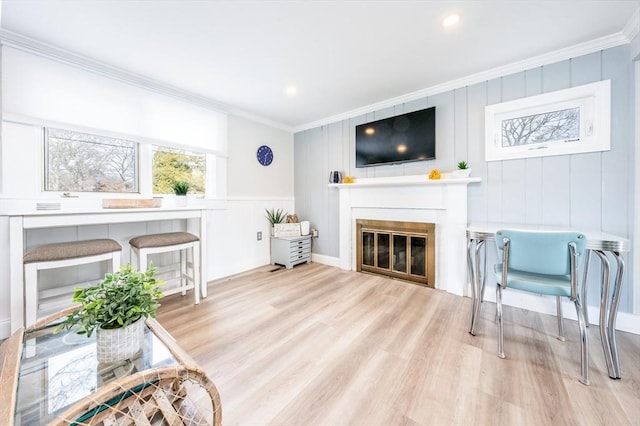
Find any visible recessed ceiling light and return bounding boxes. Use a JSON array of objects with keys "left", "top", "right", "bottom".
[
  {"left": 285, "top": 85, "right": 298, "bottom": 96},
  {"left": 442, "top": 14, "right": 460, "bottom": 28}
]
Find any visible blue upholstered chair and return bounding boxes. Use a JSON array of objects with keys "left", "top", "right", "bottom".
[{"left": 494, "top": 230, "right": 589, "bottom": 385}]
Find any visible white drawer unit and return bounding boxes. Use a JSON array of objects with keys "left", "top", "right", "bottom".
[{"left": 270, "top": 235, "right": 311, "bottom": 269}]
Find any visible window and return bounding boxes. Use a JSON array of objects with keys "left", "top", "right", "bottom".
[
  {"left": 485, "top": 80, "right": 610, "bottom": 161},
  {"left": 501, "top": 107, "right": 579, "bottom": 147},
  {"left": 45, "top": 128, "right": 138, "bottom": 192},
  {"left": 152, "top": 146, "right": 206, "bottom": 195}
]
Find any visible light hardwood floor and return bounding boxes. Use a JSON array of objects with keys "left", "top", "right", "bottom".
[{"left": 156, "top": 263, "right": 640, "bottom": 426}]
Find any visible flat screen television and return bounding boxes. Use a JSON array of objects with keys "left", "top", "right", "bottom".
[{"left": 355, "top": 106, "right": 436, "bottom": 168}]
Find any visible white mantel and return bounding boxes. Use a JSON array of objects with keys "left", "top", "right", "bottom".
[{"left": 331, "top": 175, "right": 481, "bottom": 296}]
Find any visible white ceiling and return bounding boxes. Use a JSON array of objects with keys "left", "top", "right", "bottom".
[{"left": 1, "top": 1, "right": 638, "bottom": 129}]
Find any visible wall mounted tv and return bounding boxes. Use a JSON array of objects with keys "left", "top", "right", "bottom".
[{"left": 355, "top": 106, "right": 436, "bottom": 168}]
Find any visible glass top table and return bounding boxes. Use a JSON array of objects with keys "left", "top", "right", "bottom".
[{"left": 14, "top": 318, "right": 183, "bottom": 425}]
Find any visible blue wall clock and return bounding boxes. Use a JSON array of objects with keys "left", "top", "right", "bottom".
[{"left": 257, "top": 145, "right": 274, "bottom": 166}]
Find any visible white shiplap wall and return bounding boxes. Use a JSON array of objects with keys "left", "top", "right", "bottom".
[{"left": 294, "top": 45, "right": 635, "bottom": 315}]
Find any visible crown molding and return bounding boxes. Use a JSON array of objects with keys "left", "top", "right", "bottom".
[
  {"left": 622, "top": 7, "right": 640, "bottom": 42},
  {"left": 293, "top": 31, "right": 632, "bottom": 133},
  {"left": 227, "top": 108, "right": 294, "bottom": 132},
  {"left": 0, "top": 29, "right": 293, "bottom": 132}
]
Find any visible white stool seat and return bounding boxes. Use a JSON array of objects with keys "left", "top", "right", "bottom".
[
  {"left": 129, "top": 232, "right": 200, "bottom": 304},
  {"left": 23, "top": 239, "right": 122, "bottom": 328}
]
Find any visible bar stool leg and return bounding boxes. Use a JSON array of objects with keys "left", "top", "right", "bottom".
[
  {"left": 139, "top": 248, "right": 148, "bottom": 273},
  {"left": 111, "top": 251, "right": 121, "bottom": 272},
  {"left": 193, "top": 242, "right": 201, "bottom": 305},
  {"left": 24, "top": 263, "right": 39, "bottom": 327},
  {"left": 180, "top": 249, "right": 187, "bottom": 296}
]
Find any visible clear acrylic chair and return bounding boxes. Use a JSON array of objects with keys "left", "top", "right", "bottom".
[{"left": 494, "top": 229, "right": 589, "bottom": 385}]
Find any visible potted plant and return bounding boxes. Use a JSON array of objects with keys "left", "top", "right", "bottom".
[
  {"left": 57, "top": 264, "right": 164, "bottom": 363},
  {"left": 453, "top": 160, "right": 471, "bottom": 178},
  {"left": 265, "top": 208, "right": 287, "bottom": 236},
  {"left": 172, "top": 181, "right": 190, "bottom": 206},
  {"left": 265, "top": 208, "right": 287, "bottom": 225}
]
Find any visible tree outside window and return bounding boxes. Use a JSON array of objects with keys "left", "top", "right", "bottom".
[
  {"left": 152, "top": 147, "right": 205, "bottom": 195},
  {"left": 501, "top": 107, "right": 580, "bottom": 147},
  {"left": 45, "top": 128, "right": 137, "bottom": 192}
]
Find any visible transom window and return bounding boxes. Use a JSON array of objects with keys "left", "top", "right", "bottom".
[
  {"left": 152, "top": 146, "right": 206, "bottom": 195},
  {"left": 45, "top": 128, "right": 138, "bottom": 193}
]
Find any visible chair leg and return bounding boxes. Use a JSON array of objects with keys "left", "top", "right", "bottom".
[
  {"left": 556, "top": 296, "right": 566, "bottom": 341},
  {"left": 574, "top": 296, "right": 590, "bottom": 385},
  {"left": 496, "top": 285, "right": 505, "bottom": 359},
  {"left": 582, "top": 249, "right": 591, "bottom": 327}
]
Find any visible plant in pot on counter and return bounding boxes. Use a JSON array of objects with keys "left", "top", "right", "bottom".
[
  {"left": 454, "top": 160, "right": 471, "bottom": 178},
  {"left": 265, "top": 208, "right": 287, "bottom": 236},
  {"left": 172, "top": 181, "right": 190, "bottom": 206},
  {"left": 265, "top": 208, "right": 287, "bottom": 226},
  {"left": 56, "top": 264, "right": 164, "bottom": 363},
  {"left": 172, "top": 180, "right": 190, "bottom": 195}
]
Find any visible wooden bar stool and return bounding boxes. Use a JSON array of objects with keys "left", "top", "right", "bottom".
[
  {"left": 129, "top": 232, "right": 200, "bottom": 304},
  {"left": 23, "top": 239, "right": 122, "bottom": 327}
]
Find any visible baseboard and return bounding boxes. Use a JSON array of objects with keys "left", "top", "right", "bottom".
[
  {"left": 311, "top": 253, "right": 341, "bottom": 268},
  {"left": 0, "top": 318, "right": 11, "bottom": 340}
]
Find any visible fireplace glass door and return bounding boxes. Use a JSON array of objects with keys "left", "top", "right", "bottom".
[
  {"left": 356, "top": 220, "right": 435, "bottom": 287},
  {"left": 393, "top": 235, "right": 407, "bottom": 273},
  {"left": 362, "top": 232, "right": 375, "bottom": 267},
  {"left": 410, "top": 236, "right": 426, "bottom": 276}
]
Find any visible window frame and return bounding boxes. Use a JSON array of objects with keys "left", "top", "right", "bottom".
[
  {"left": 43, "top": 127, "right": 140, "bottom": 194},
  {"left": 151, "top": 145, "right": 207, "bottom": 196},
  {"left": 18, "top": 117, "right": 219, "bottom": 199},
  {"left": 485, "top": 80, "right": 611, "bottom": 161}
]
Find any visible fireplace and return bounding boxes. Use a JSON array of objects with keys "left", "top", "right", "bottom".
[
  {"left": 357, "top": 219, "right": 435, "bottom": 287},
  {"left": 331, "top": 174, "right": 480, "bottom": 296}
]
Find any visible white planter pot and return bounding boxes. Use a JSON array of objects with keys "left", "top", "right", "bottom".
[
  {"left": 452, "top": 169, "right": 471, "bottom": 178},
  {"left": 96, "top": 317, "right": 145, "bottom": 363},
  {"left": 175, "top": 195, "right": 188, "bottom": 207}
]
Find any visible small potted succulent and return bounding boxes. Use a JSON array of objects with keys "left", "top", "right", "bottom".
[
  {"left": 265, "top": 208, "right": 287, "bottom": 226},
  {"left": 172, "top": 181, "right": 190, "bottom": 206},
  {"left": 453, "top": 160, "right": 471, "bottom": 178},
  {"left": 57, "top": 264, "right": 164, "bottom": 363},
  {"left": 265, "top": 208, "right": 287, "bottom": 236}
]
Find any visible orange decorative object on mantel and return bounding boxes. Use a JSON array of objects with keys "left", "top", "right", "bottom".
[
  {"left": 428, "top": 169, "right": 441, "bottom": 180},
  {"left": 342, "top": 176, "right": 355, "bottom": 183}
]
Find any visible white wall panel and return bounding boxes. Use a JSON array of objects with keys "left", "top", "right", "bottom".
[
  {"left": 308, "top": 126, "right": 329, "bottom": 253},
  {"left": 501, "top": 72, "right": 526, "bottom": 102},
  {"left": 603, "top": 47, "right": 633, "bottom": 237},
  {"left": 541, "top": 156, "right": 571, "bottom": 226},
  {"left": 453, "top": 88, "right": 468, "bottom": 166},
  {"left": 326, "top": 122, "right": 342, "bottom": 257},
  {"left": 207, "top": 198, "right": 295, "bottom": 281},
  {"left": 466, "top": 83, "right": 488, "bottom": 224},
  {"left": 523, "top": 158, "right": 543, "bottom": 225},
  {"left": 294, "top": 44, "right": 635, "bottom": 315},
  {"left": 226, "top": 115, "right": 293, "bottom": 197},
  {"left": 429, "top": 92, "right": 455, "bottom": 173}
]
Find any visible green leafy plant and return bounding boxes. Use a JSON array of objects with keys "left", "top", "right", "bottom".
[
  {"left": 265, "top": 208, "right": 287, "bottom": 225},
  {"left": 172, "top": 180, "right": 190, "bottom": 196},
  {"left": 457, "top": 160, "right": 469, "bottom": 170},
  {"left": 56, "top": 264, "right": 164, "bottom": 337}
]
